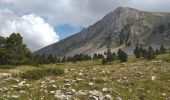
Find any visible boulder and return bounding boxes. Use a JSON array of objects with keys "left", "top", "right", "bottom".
[
  {"left": 103, "top": 94, "right": 113, "bottom": 100},
  {"left": 0, "top": 73, "right": 11, "bottom": 80},
  {"left": 89, "top": 90, "right": 103, "bottom": 100},
  {"left": 55, "top": 90, "right": 70, "bottom": 100},
  {"left": 65, "top": 89, "right": 76, "bottom": 95},
  {"left": 102, "top": 88, "right": 112, "bottom": 93},
  {"left": 75, "top": 90, "right": 87, "bottom": 96}
]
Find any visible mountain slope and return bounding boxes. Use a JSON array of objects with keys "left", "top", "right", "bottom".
[{"left": 34, "top": 7, "right": 170, "bottom": 57}]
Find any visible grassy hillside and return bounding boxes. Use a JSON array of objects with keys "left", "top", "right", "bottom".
[{"left": 0, "top": 55, "right": 170, "bottom": 100}]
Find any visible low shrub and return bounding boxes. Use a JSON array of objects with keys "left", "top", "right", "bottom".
[
  {"left": 20, "top": 68, "right": 64, "bottom": 80},
  {"left": 0, "top": 65, "right": 15, "bottom": 69},
  {"left": 94, "top": 78, "right": 105, "bottom": 84}
]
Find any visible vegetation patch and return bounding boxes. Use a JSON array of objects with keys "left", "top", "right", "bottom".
[
  {"left": 0, "top": 65, "right": 15, "bottom": 69},
  {"left": 157, "top": 54, "right": 170, "bottom": 62},
  {"left": 20, "top": 68, "right": 64, "bottom": 80},
  {"left": 159, "top": 72, "right": 170, "bottom": 81}
]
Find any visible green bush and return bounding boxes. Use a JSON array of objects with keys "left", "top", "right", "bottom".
[
  {"left": 0, "top": 65, "right": 15, "bottom": 69},
  {"left": 20, "top": 68, "right": 64, "bottom": 80},
  {"left": 94, "top": 78, "right": 105, "bottom": 84}
]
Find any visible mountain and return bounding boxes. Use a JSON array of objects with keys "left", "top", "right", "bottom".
[{"left": 34, "top": 7, "right": 170, "bottom": 57}]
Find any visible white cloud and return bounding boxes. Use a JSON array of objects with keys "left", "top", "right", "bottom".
[{"left": 0, "top": 9, "right": 59, "bottom": 52}]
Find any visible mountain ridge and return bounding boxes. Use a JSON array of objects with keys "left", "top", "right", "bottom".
[{"left": 34, "top": 7, "right": 170, "bottom": 57}]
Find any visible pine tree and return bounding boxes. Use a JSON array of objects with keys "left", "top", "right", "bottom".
[
  {"left": 102, "top": 57, "right": 107, "bottom": 65},
  {"left": 0, "top": 48, "right": 11, "bottom": 64},
  {"left": 155, "top": 49, "right": 160, "bottom": 55},
  {"left": 147, "top": 46, "right": 155, "bottom": 60},
  {"left": 4, "top": 33, "right": 32, "bottom": 65},
  {"left": 106, "top": 49, "right": 112, "bottom": 62},
  {"left": 0, "top": 36, "right": 6, "bottom": 48},
  {"left": 47, "top": 55, "right": 56, "bottom": 64},
  {"left": 61, "top": 56, "right": 67, "bottom": 62},
  {"left": 160, "top": 45, "right": 167, "bottom": 54},
  {"left": 93, "top": 53, "right": 98, "bottom": 59},
  {"left": 105, "top": 49, "right": 116, "bottom": 62},
  {"left": 134, "top": 46, "right": 141, "bottom": 58},
  {"left": 72, "top": 57, "right": 77, "bottom": 64},
  {"left": 117, "top": 49, "right": 128, "bottom": 62}
]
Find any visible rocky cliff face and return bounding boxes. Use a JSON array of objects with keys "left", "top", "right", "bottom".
[{"left": 34, "top": 7, "right": 170, "bottom": 57}]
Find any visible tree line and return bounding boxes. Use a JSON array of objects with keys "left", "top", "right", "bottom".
[
  {"left": 34, "top": 48, "right": 128, "bottom": 65},
  {"left": 0, "top": 33, "right": 168, "bottom": 65},
  {"left": 134, "top": 45, "right": 167, "bottom": 60}
]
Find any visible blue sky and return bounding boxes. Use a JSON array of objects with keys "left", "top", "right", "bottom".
[{"left": 55, "top": 24, "right": 83, "bottom": 40}]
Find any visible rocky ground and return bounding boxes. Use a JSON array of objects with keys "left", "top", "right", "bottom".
[{"left": 0, "top": 55, "right": 170, "bottom": 100}]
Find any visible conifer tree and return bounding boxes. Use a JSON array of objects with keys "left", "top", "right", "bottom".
[
  {"left": 134, "top": 46, "right": 141, "bottom": 58},
  {"left": 147, "top": 46, "right": 155, "bottom": 60},
  {"left": 106, "top": 49, "right": 113, "bottom": 62},
  {"left": 102, "top": 57, "right": 107, "bottom": 65},
  {"left": 117, "top": 49, "right": 128, "bottom": 62},
  {"left": 160, "top": 45, "right": 167, "bottom": 54},
  {"left": 155, "top": 49, "right": 160, "bottom": 55}
]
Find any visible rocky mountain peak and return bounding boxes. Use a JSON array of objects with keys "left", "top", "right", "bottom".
[
  {"left": 34, "top": 7, "right": 170, "bottom": 57},
  {"left": 114, "top": 7, "right": 138, "bottom": 12}
]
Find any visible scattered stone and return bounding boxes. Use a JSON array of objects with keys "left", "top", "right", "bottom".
[
  {"left": 9, "top": 70, "right": 20, "bottom": 76},
  {"left": 102, "top": 88, "right": 112, "bottom": 93},
  {"left": 49, "top": 80, "right": 55, "bottom": 83},
  {"left": 53, "top": 85, "right": 57, "bottom": 88},
  {"left": 80, "top": 70, "right": 83, "bottom": 72},
  {"left": 76, "top": 78, "right": 82, "bottom": 81},
  {"left": 117, "top": 96, "right": 122, "bottom": 100},
  {"left": 65, "top": 89, "right": 76, "bottom": 95},
  {"left": 78, "top": 72, "right": 83, "bottom": 76},
  {"left": 123, "top": 77, "right": 127, "bottom": 80},
  {"left": 103, "top": 94, "right": 113, "bottom": 100},
  {"left": 76, "top": 90, "right": 87, "bottom": 96},
  {"left": 50, "top": 91, "right": 55, "bottom": 94},
  {"left": 20, "top": 90, "right": 26, "bottom": 93},
  {"left": 89, "top": 90, "right": 103, "bottom": 100},
  {"left": 64, "top": 69, "right": 68, "bottom": 73},
  {"left": 0, "top": 88, "right": 5, "bottom": 93},
  {"left": 55, "top": 90, "right": 70, "bottom": 100},
  {"left": 89, "top": 82, "right": 94, "bottom": 86},
  {"left": 151, "top": 76, "right": 156, "bottom": 81},
  {"left": 11, "top": 85, "right": 19, "bottom": 88},
  {"left": 70, "top": 69, "right": 76, "bottom": 71},
  {"left": 41, "top": 81, "right": 45, "bottom": 84},
  {"left": 117, "top": 79, "right": 122, "bottom": 83},
  {"left": 65, "top": 83, "right": 71, "bottom": 87},
  {"left": 64, "top": 79, "right": 70, "bottom": 82},
  {"left": 18, "top": 81, "right": 26, "bottom": 86},
  {"left": 25, "top": 84, "right": 30, "bottom": 87},
  {"left": 162, "top": 93, "right": 166, "bottom": 96},
  {"left": 0, "top": 73, "right": 11, "bottom": 80},
  {"left": 129, "top": 88, "right": 132, "bottom": 92},
  {"left": 102, "top": 71, "right": 106, "bottom": 74},
  {"left": 40, "top": 85, "right": 45, "bottom": 88},
  {"left": 11, "top": 95, "right": 19, "bottom": 99}
]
